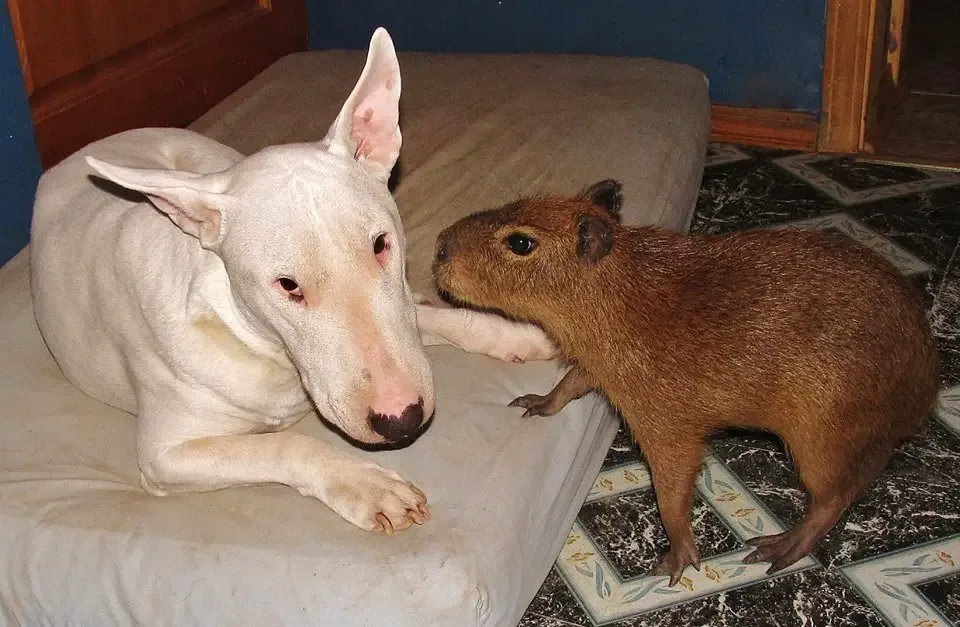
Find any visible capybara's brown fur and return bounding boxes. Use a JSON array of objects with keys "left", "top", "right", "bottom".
[{"left": 432, "top": 180, "right": 939, "bottom": 584}]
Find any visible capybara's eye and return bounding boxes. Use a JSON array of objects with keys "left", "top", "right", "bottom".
[
  {"left": 506, "top": 233, "right": 537, "bottom": 256},
  {"left": 276, "top": 277, "right": 304, "bottom": 303},
  {"left": 373, "top": 232, "right": 390, "bottom": 266}
]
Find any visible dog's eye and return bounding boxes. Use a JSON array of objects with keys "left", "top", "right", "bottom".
[
  {"left": 276, "top": 277, "right": 304, "bottom": 303},
  {"left": 506, "top": 233, "right": 537, "bottom": 256},
  {"left": 374, "top": 232, "right": 390, "bottom": 267}
]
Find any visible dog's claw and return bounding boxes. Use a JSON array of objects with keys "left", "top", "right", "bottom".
[
  {"left": 332, "top": 464, "right": 429, "bottom": 535},
  {"left": 375, "top": 512, "right": 393, "bottom": 535},
  {"left": 416, "top": 503, "right": 432, "bottom": 521},
  {"left": 409, "top": 484, "right": 427, "bottom": 502}
]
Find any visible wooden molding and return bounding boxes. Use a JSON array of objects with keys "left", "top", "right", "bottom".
[
  {"left": 710, "top": 104, "right": 819, "bottom": 151},
  {"left": 819, "top": 0, "right": 876, "bottom": 153}
]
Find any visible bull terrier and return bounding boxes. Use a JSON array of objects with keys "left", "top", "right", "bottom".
[{"left": 29, "top": 28, "right": 557, "bottom": 534}]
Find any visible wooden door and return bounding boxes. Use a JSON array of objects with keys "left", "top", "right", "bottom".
[
  {"left": 862, "top": 0, "right": 911, "bottom": 152},
  {"left": 819, "top": 0, "right": 911, "bottom": 154},
  {"left": 6, "top": 0, "right": 307, "bottom": 167}
]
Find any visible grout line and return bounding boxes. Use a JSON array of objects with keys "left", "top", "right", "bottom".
[
  {"left": 931, "top": 239, "right": 960, "bottom": 317},
  {"left": 526, "top": 612, "right": 591, "bottom": 627}
]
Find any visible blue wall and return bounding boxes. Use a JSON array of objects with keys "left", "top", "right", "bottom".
[
  {"left": 307, "top": 1, "right": 825, "bottom": 113},
  {"left": 0, "top": 4, "right": 41, "bottom": 266}
]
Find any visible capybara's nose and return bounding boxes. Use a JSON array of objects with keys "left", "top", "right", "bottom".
[
  {"left": 369, "top": 400, "right": 425, "bottom": 442},
  {"left": 436, "top": 231, "right": 452, "bottom": 263}
]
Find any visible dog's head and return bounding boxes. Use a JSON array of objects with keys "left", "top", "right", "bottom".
[{"left": 85, "top": 28, "right": 435, "bottom": 448}]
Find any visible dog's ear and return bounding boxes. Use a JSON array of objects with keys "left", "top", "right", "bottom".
[
  {"left": 85, "top": 156, "right": 230, "bottom": 250},
  {"left": 322, "top": 28, "right": 402, "bottom": 184},
  {"left": 581, "top": 179, "right": 623, "bottom": 222},
  {"left": 576, "top": 214, "right": 613, "bottom": 264}
]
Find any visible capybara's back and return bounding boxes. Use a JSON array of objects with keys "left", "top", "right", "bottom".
[{"left": 646, "top": 226, "right": 939, "bottom": 450}]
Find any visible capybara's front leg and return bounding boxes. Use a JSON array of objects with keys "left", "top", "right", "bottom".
[
  {"left": 509, "top": 364, "right": 594, "bottom": 417},
  {"left": 642, "top": 435, "right": 707, "bottom": 586}
]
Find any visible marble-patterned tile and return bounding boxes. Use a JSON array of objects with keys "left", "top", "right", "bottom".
[
  {"left": 914, "top": 571, "right": 960, "bottom": 625},
  {"left": 600, "top": 423, "right": 642, "bottom": 470},
  {"left": 703, "top": 144, "right": 753, "bottom": 168},
  {"left": 518, "top": 610, "right": 588, "bottom": 627},
  {"left": 577, "top": 491, "right": 741, "bottom": 579},
  {"left": 528, "top": 564, "right": 886, "bottom": 627},
  {"left": 896, "top": 410, "right": 960, "bottom": 490},
  {"left": 693, "top": 156, "right": 839, "bottom": 235},
  {"left": 605, "top": 568, "right": 888, "bottom": 627},
  {"left": 807, "top": 159, "right": 929, "bottom": 191},
  {"left": 845, "top": 186, "right": 960, "bottom": 268},
  {"left": 929, "top": 249, "right": 960, "bottom": 387},
  {"left": 841, "top": 535, "right": 960, "bottom": 627},
  {"left": 524, "top": 567, "right": 594, "bottom": 626},
  {"left": 936, "top": 385, "right": 960, "bottom": 439},
  {"left": 709, "top": 434, "right": 806, "bottom": 535},
  {"left": 774, "top": 153, "right": 960, "bottom": 206},
  {"left": 713, "top": 426, "right": 960, "bottom": 570},
  {"left": 555, "top": 455, "right": 818, "bottom": 624}
]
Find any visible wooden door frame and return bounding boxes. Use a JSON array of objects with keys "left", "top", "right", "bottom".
[{"left": 818, "top": 0, "right": 906, "bottom": 154}]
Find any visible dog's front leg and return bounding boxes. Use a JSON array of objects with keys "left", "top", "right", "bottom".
[
  {"left": 414, "top": 296, "right": 560, "bottom": 363},
  {"left": 138, "top": 419, "right": 429, "bottom": 534}
]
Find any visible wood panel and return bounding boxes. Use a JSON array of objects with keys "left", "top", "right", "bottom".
[
  {"left": 10, "top": 0, "right": 233, "bottom": 93},
  {"left": 819, "top": 0, "right": 876, "bottom": 153},
  {"left": 711, "top": 105, "right": 819, "bottom": 151},
  {"left": 7, "top": 0, "right": 307, "bottom": 167}
]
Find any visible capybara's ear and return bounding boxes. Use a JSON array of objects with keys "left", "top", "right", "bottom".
[
  {"left": 582, "top": 179, "right": 623, "bottom": 219},
  {"left": 576, "top": 214, "right": 613, "bottom": 263}
]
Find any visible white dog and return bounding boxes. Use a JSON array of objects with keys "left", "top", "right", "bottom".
[{"left": 29, "top": 28, "right": 557, "bottom": 534}]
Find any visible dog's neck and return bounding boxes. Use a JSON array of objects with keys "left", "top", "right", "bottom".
[{"left": 186, "top": 255, "right": 291, "bottom": 367}]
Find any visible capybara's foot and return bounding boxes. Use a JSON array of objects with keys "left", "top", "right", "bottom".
[
  {"left": 743, "top": 529, "right": 814, "bottom": 574},
  {"left": 509, "top": 393, "right": 564, "bottom": 417},
  {"left": 649, "top": 542, "right": 702, "bottom": 587},
  {"left": 509, "top": 366, "right": 593, "bottom": 417},
  {"left": 744, "top": 493, "right": 849, "bottom": 574}
]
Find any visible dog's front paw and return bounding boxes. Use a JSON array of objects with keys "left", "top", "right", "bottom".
[
  {"left": 323, "top": 460, "right": 431, "bottom": 534},
  {"left": 493, "top": 321, "right": 560, "bottom": 363}
]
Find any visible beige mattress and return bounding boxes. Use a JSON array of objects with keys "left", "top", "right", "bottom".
[{"left": 0, "top": 50, "right": 709, "bottom": 625}]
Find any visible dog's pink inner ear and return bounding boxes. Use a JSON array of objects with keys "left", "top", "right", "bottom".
[{"left": 351, "top": 82, "right": 399, "bottom": 164}]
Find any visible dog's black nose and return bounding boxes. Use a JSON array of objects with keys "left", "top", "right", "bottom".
[{"left": 369, "top": 401, "right": 425, "bottom": 442}]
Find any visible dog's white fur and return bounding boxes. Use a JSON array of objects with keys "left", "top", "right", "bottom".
[{"left": 29, "top": 28, "right": 557, "bottom": 534}]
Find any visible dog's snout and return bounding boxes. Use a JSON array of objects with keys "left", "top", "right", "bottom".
[{"left": 369, "top": 400, "right": 425, "bottom": 443}]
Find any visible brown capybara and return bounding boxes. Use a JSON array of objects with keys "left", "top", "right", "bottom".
[{"left": 432, "top": 179, "right": 939, "bottom": 585}]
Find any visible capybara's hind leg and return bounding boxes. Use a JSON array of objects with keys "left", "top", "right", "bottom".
[
  {"left": 743, "top": 492, "right": 852, "bottom": 574},
  {"left": 744, "top": 431, "right": 894, "bottom": 574},
  {"left": 643, "top": 436, "right": 707, "bottom": 586}
]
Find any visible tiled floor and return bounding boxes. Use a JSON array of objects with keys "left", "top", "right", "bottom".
[{"left": 519, "top": 145, "right": 960, "bottom": 627}]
